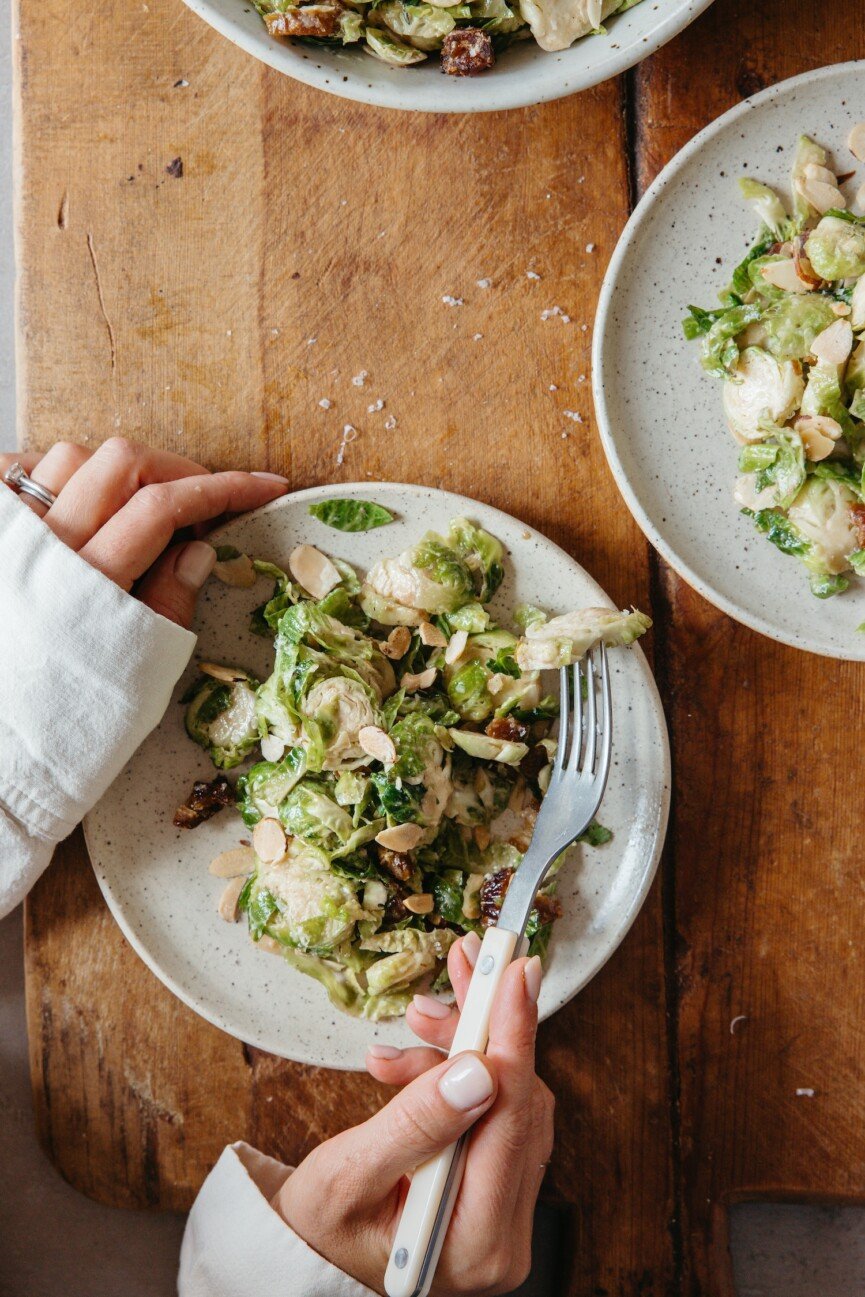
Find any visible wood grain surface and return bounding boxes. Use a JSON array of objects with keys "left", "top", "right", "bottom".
[{"left": 14, "top": 0, "right": 865, "bottom": 1292}]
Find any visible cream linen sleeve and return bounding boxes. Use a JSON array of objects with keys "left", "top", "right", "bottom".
[
  {"left": 179, "top": 1144, "right": 378, "bottom": 1297},
  {"left": 0, "top": 487, "right": 196, "bottom": 914}
]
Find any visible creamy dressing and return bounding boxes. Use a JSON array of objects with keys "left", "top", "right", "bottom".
[{"left": 517, "top": 0, "right": 618, "bottom": 52}]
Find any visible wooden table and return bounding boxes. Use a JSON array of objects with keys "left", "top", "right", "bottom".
[{"left": 15, "top": 1, "right": 865, "bottom": 1292}]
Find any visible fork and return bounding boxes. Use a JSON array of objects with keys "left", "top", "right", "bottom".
[{"left": 384, "top": 645, "right": 613, "bottom": 1297}]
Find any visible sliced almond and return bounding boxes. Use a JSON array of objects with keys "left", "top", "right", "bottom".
[
  {"left": 794, "top": 414, "right": 843, "bottom": 462},
  {"left": 462, "top": 874, "right": 483, "bottom": 919},
  {"left": 796, "top": 175, "right": 846, "bottom": 215},
  {"left": 804, "top": 161, "right": 842, "bottom": 187},
  {"left": 199, "top": 661, "right": 250, "bottom": 683},
  {"left": 832, "top": 302, "right": 852, "bottom": 317},
  {"left": 760, "top": 259, "right": 811, "bottom": 294},
  {"left": 401, "top": 667, "right": 437, "bottom": 692},
  {"left": 418, "top": 621, "right": 448, "bottom": 648},
  {"left": 793, "top": 238, "right": 823, "bottom": 288},
  {"left": 288, "top": 544, "right": 341, "bottom": 600},
  {"left": 209, "top": 846, "right": 256, "bottom": 878},
  {"left": 487, "top": 673, "right": 506, "bottom": 696},
  {"left": 473, "top": 824, "right": 491, "bottom": 851},
  {"left": 444, "top": 630, "right": 469, "bottom": 665},
  {"left": 848, "top": 123, "right": 865, "bottom": 163},
  {"left": 380, "top": 625, "right": 412, "bottom": 659},
  {"left": 260, "top": 734, "right": 286, "bottom": 763},
  {"left": 811, "top": 317, "right": 854, "bottom": 365},
  {"left": 403, "top": 893, "right": 434, "bottom": 915},
  {"left": 213, "top": 552, "right": 257, "bottom": 588},
  {"left": 375, "top": 822, "right": 424, "bottom": 852},
  {"left": 256, "top": 934, "right": 284, "bottom": 955},
  {"left": 358, "top": 725, "right": 397, "bottom": 764},
  {"left": 253, "top": 816, "right": 288, "bottom": 864},
  {"left": 218, "top": 875, "right": 247, "bottom": 922}
]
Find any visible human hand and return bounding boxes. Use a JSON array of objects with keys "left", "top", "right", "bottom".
[
  {"left": 0, "top": 439, "right": 288, "bottom": 628},
  {"left": 274, "top": 933, "right": 554, "bottom": 1297}
]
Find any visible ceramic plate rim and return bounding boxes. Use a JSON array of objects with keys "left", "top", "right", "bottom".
[
  {"left": 179, "top": 0, "right": 716, "bottom": 114},
  {"left": 84, "top": 481, "right": 670, "bottom": 1068},
  {"left": 592, "top": 59, "right": 865, "bottom": 663}
]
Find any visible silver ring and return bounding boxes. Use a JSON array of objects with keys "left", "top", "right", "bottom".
[{"left": 3, "top": 462, "right": 57, "bottom": 509}]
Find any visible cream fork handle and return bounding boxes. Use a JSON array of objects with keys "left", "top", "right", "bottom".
[{"left": 384, "top": 925, "right": 521, "bottom": 1297}]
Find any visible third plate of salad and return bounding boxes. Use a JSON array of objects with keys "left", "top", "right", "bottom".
[{"left": 594, "top": 61, "right": 865, "bottom": 659}]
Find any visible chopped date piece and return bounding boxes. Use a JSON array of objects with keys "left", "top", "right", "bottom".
[
  {"left": 265, "top": 4, "right": 342, "bottom": 38},
  {"left": 376, "top": 845, "right": 414, "bottom": 883},
  {"left": 480, "top": 867, "right": 513, "bottom": 927},
  {"left": 174, "top": 775, "right": 234, "bottom": 829},
  {"left": 852, "top": 504, "right": 865, "bottom": 548},
  {"left": 535, "top": 892, "right": 563, "bottom": 925},
  {"left": 441, "top": 28, "right": 494, "bottom": 77},
  {"left": 520, "top": 743, "right": 550, "bottom": 784},
  {"left": 486, "top": 715, "right": 529, "bottom": 743}
]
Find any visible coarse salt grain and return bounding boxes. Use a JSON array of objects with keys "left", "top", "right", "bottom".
[
  {"left": 585, "top": 243, "right": 596, "bottom": 253},
  {"left": 318, "top": 398, "right": 332, "bottom": 409},
  {"left": 473, "top": 333, "right": 483, "bottom": 341},
  {"left": 527, "top": 270, "right": 542, "bottom": 280},
  {"left": 352, "top": 370, "right": 368, "bottom": 387},
  {"left": 796, "top": 1088, "right": 815, "bottom": 1098},
  {"left": 442, "top": 295, "right": 464, "bottom": 307},
  {"left": 367, "top": 399, "right": 384, "bottom": 413},
  {"left": 549, "top": 384, "right": 558, "bottom": 391},
  {"left": 564, "top": 410, "right": 583, "bottom": 423},
  {"left": 476, "top": 278, "right": 491, "bottom": 289},
  {"left": 336, "top": 425, "right": 357, "bottom": 466},
  {"left": 541, "top": 306, "right": 570, "bottom": 323},
  {"left": 384, "top": 415, "right": 397, "bottom": 431}
]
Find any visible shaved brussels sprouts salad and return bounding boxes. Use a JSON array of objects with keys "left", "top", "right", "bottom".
[
  {"left": 685, "top": 134, "right": 865, "bottom": 602},
  {"left": 250, "top": 0, "right": 645, "bottom": 77},
  {"left": 179, "top": 505, "right": 650, "bottom": 1019}
]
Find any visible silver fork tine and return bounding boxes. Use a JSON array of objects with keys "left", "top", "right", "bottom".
[
  {"left": 554, "top": 666, "right": 569, "bottom": 777},
  {"left": 582, "top": 650, "right": 597, "bottom": 772},
  {"left": 598, "top": 643, "right": 611, "bottom": 777},
  {"left": 566, "top": 660, "right": 582, "bottom": 772}
]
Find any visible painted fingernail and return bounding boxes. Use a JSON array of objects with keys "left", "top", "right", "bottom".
[
  {"left": 524, "top": 955, "right": 543, "bottom": 1005},
  {"left": 462, "top": 930, "right": 481, "bottom": 968},
  {"left": 368, "top": 1044, "right": 403, "bottom": 1060},
  {"left": 438, "top": 1055, "right": 494, "bottom": 1112},
  {"left": 412, "top": 994, "right": 451, "bottom": 1020},
  {"left": 175, "top": 541, "right": 217, "bottom": 590},
  {"left": 250, "top": 471, "right": 290, "bottom": 484}
]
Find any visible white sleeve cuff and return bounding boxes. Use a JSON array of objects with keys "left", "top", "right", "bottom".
[
  {"left": 179, "top": 1143, "right": 379, "bottom": 1297},
  {"left": 0, "top": 488, "right": 196, "bottom": 915}
]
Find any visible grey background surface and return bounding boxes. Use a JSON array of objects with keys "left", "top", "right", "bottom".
[{"left": 1, "top": 0, "right": 862, "bottom": 1288}]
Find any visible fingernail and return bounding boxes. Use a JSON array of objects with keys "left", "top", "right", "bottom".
[
  {"left": 462, "top": 930, "right": 481, "bottom": 968},
  {"left": 368, "top": 1044, "right": 403, "bottom": 1060},
  {"left": 175, "top": 540, "right": 217, "bottom": 590},
  {"left": 524, "top": 956, "right": 543, "bottom": 1005},
  {"left": 412, "top": 994, "right": 451, "bottom": 1020},
  {"left": 250, "top": 471, "right": 290, "bottom": 484},
  {"left": 438, "top": 1055, "right": 494, "bottom": 1112}
]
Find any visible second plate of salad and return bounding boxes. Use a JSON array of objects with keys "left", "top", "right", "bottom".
[
  {"left": 84, "top": 483, "right": 669, "bottom": 1068},
  {"left": 594, "top": 61, "right": 865, "bottom": 659}
]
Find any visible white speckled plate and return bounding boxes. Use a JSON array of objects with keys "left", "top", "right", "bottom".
[
  {"left": 84, "top": 484, "right": 669, "bottom": 1070},
  {"left": 180, "top": 0, "right": 714, "bottom": 114},
  {"left": 594, "top": 62, "right": 865, "bottom": 660}
]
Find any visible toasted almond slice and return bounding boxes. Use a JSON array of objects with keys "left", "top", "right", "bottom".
[
  {"left": 794, "top": 414, "right": 844, "bottom": 462},
  {"left": 358, "top": 725, "right": 397, "bottom": 764},
  {"left": 253, "top": 816, "right": 288, "bottom": 864},
  {"left": 796, "top": 175, "right": 846, "bottom": 215},
  {"left": 403, "top": 893, "right": 434, "bottom": 915},
  {"left": 289, "top": 544, "right": 341, "bottom": 600},
  {"left": 462, "top": 874, "right": 483, "bottom": 920},
  {"left": 811, "top": 317, "right": 854, "bottom": 365},
  {"left": 804, "top": 161, "right": 842, "bottom": 187},
  {"left": 401, "top": 667, "right": 437, "bottom": 692},
  {"left": 257, "top": 934, "right": 283, "bottom": 955},
  {"left": 213, "top": 552, "right": 257, "bottom": 588},
  {"left": 380, "top": 625, "right": 412, "bottom": 659},
  {"left": 473, "top": 824, "right": 491, "bottom": 851},
  {"left": 260, "top": 734, "right": 286, "bottom": 763},
  {"left": 444, "top": 630, "right": 469, "bottom": 665},
  {"left": 832, "top": 302, "right": 852, "bottom": 316},
  {"left": 209, "top": 846, "right": 256, "bottom": 878},
  {"left": 760, "top": 259, "right": 811, "bottom": 294},
  {"left": 849, "top": 123, "right": 865, "bottom": 163},
  {"left": 218, "top": 875, "right": 247, "bottom": 922},
  {"left": 793, "top": 238, "right": 823, "bottom": 288},
  {"left": 375, "top": 822, "right": 424, "bottom": 852},
  {"left": 418, "top": 621, "right": 448, "bottom": 648},
  {"left": 487, "top": 673, "right": 506, "bottom": 696},
  {"left": 199, "top": 661, "right": 249, "bottom": 684}
]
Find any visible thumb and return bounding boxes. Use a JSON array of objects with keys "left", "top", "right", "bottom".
[
  {"left": 135, "top": 540, "right": 216, "bottom": 627},
  {"left": 338, "top": 1052, "right": 497, "bottom": 1196}
]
